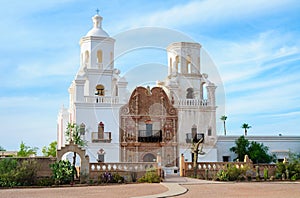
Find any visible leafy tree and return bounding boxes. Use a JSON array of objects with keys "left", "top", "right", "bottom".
[
  {"left": 230, "top": 136, "right": 249, "bottom": 161},
  {"left": 241, "top": 123, "right": 251, "bottom": 136},
  {"left": 65, "top": 123, "right": 86, "bottom": 180},
  {"left": 220, "top": 115, "right": 227, "bottom": 136},
  {"left": 17, "top": 142, "right": 38, "bottom": 157},
  {"left": 248, "top": 141, "right": 275, "bottom": 163},
  {"left": 42, "top": 141, "right": 57, "bottom": 157},
  {"left": 0, "top": 146, "right": 5, "bottom": 151},
  {"left": 230, "top": 136, "right": 275, "bottom": 163}
]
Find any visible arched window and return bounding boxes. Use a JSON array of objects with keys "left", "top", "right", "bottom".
[
  {"left": 169, "top": 57, "right": 172, "bottom": 74},
  {"left": 208, "top": 128, "right": 212, "bottom": 136},
  {"left": 186, "top": 87, "right": 194, "bottom": 99},
  {"left": 95, "top": 84, "right": 105, "bottom": 96},
  {"left": 167, "top": 154, "right": 171, "bottom": 164},
  {"left": 175, "top": 55, "right": 180, "bottom": 73},
  {"left": 110, "top": 52, "right": 113, "bottom": 62},
  {"left": 97, "top": 148, "right": 105, "bottom": 162},
  {"left": 201, "top": 83, "right": 208, "bottom": 101},
  {"left": 191, "top": 124, "right": 197, "bottom": 142},
  {"left": 110, "top": 52, "right": 114, "bottom": 68},
  {"left": 80, "top": 123, "right": 85, "bottom": 135},
  {"left": 97, "top": 50, "right": 103, "bottom": 63},
  {"left": 187, "top": 55, "right": 192, "bottom": 74},
  {"left": 115, "top": 85, "right": 118, "bottom": 96},
  {"left": 85, "top": 50, "right": 89, "bottom": 64}
]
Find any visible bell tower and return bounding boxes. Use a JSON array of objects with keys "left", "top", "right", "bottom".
[
  {"left": 80, "top": 13, "right": 115, "bottom": 70},
  {"left": 74, "top": 12, "right": 120, "bottom": 100},
  {"left": 167, "top": 42, "right": 201, "bottom": 77}
]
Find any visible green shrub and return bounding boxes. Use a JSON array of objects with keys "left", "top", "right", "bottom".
[
  {"left": 36, "top": 177, "right": 54, "bottom": 186},
  {"left": 112, "top": 173, "right": 124, "bottom": 183},
  {"left": 138, "top": 168, "right": 160, "bottom": 183},
  {"left": 216, "top": 170, "right": 229, "bottom": 181},
  {"left": 0, "top": 159, "right": 38, "bottom": 187},
  {"left": 0, "top": 158, "right": 18, "bottom": 187},
  {"left": 263, "top": 168, "right": 269, "bottom": 180},
  {"left": 50, "top": 160, "right": 74, "bottom": 185},
  {"left": 216, "top": 164, "right": 250, "bottom": 181},
  {"left": 276, "top": 161, "right": 300, "bottom": 181},
  {"left": 14, "top": 160, "right": 38, "bottom": 186}
]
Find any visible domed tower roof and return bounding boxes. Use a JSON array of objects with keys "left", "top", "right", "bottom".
[{"left": 85, "top": 14, "right": 109, "bottom": 37}]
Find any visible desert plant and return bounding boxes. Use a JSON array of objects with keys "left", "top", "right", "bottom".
[
  {"left": 263, "top": 168, "right": 269, "bottom": 181},
  {"left": 216, "top": 170, "right": 229, "bottom": 181},
  {"left": 276, "top": 155, "right": 300, "bottom": 181},
  {"left": 138, "top": 168, "right": 160, "bottom": 183},
  {"left": 112, "top": 173, "right": 124, "bottom": 183},
  {"left": 50, "top": 160, "right": 74, "bottom": 185},
  {"left": 216, "top": 164, "right": 250, "bottom": 181}
]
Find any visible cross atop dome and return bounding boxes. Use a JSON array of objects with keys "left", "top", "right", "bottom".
[{"left": 84, "top": 10, "right": 109, "bottom": 37}]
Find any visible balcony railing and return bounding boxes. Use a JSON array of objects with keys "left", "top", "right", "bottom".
[
  {"left": 186, "top": 133, "right": 204, "bottom": 143},
  {"left": 138, "top": 130, "right": 162, "bottom": 143},
  {"left": 177, "top": 99, "right": 209, "bottom": 107},
  {"left": 92, "top": 132, "right": 112, "bottom": 143},
  {"left": 85, "top": 96, "right": 119, "bottom": 104}
]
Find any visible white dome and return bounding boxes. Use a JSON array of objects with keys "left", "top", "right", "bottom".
[
  {"left": 86, "top": 28, "right": 109, "bottom": 37},
  {"left": 85, "top": 14, "right": 109, "bottom": 37}
]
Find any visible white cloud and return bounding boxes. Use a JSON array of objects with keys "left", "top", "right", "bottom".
[
  {"left": 208, "top": 30, "right": 300, "bottom": 84},
  {"left": 117, "top": 0, "right": 298, "bottom": 29}
]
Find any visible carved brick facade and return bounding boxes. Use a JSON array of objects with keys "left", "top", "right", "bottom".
[{"left": 120, "top": 86, "right": 178, "bottom": 166}]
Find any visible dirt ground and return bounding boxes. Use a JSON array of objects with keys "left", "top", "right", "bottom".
[
  {"left": 176, "top": 183, "right": 300, "bottom": 198},
  {"left": 1, "top": 182, "right": 300, "bottom": 198},
  {"left": 0, "top": 183, "right": 167, "bottom": 198}
]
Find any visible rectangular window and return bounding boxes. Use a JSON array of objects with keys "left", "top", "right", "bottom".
[
  {"left": 98, "top": 154, "right": 104, "bottom": 162},
  {"left": 223, "top": 156, "right": 229, "bottom": 162}
]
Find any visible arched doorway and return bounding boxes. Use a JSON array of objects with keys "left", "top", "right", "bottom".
[
  {"left": 57, "top": 141, "right": 90, "bottom": 177},
  {"left": 143, "top": 153, "right": 156, "bottom": 162},
  {"left": 62, "top": 151, "right": 82, "bottom": 178}
]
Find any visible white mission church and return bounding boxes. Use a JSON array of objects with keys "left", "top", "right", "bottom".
[{"left": 57, "top": 13, "right": 300, "bottom": 172}]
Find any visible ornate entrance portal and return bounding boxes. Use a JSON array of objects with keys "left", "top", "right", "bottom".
[{"left": 120, "top": 86, "right": 178, "bottom": 167}]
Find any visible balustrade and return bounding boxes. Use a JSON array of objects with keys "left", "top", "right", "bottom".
[
  {"left": 177, "top": 99, "right": 210, "bottom": 107},
  {"left": 89, "top": 162, "right": 157, "bottom": 172},
  {"left": 84, "top": 96, "right": 119, "bottom": 104}
]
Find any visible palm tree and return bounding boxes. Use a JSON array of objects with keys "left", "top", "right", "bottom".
[
  {"left": 241, "top": 123, "right": 251, "bottom": 136},
  {"left": 65, "top": 123, "right": 86, "bottom": 180},
  {"left": 220, "top": 115, "right": 227, "bottom": 136}
]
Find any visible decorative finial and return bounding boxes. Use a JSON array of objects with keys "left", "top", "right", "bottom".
[{"left": 96, "top": 8, "right": 99, "bottom": 15}]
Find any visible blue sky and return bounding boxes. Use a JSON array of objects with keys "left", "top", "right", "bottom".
[{"left": 0, "top": 0, "right": 300, "bottom": 152}]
